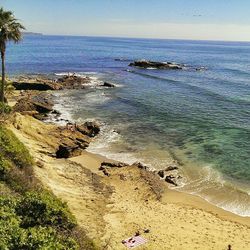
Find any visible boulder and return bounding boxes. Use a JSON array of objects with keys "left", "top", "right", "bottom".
[
  {"left": 77, "top": 121, "right": 100, "bottom": 137},
  {"left": 102, "top": 82, "right": 115, "bottom": 88},
  {"left": 129, "top": 60, "right": 183, "bottom": 70},
  {"left": 56, "top": 143, "right": 82, "bottom": 158},
  {"left": 165, "top": 175, "right": 178, "bottom": 186},
  {"left": 158, "top": 170, "right": 165, "bottom": 178}
]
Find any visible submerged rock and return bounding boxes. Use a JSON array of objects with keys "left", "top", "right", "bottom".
[{"left": 129, "top": 60, "right": 184, "bottom": 70}]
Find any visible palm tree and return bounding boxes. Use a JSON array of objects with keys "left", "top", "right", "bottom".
[{"left": 0, "top": 7, "right": 25, "bottom": 102}]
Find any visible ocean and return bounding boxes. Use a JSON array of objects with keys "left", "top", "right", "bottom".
[{"left": 7, "top": 35, "right": 250, "bottom": 216}]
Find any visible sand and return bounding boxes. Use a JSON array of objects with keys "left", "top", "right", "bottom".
[{"left": 8, "top": 113, "right": 250, "bottom": 250}]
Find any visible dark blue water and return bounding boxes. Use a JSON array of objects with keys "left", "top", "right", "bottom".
[{"left": 7, "top": 35, "right": 250, "bottom": 215}]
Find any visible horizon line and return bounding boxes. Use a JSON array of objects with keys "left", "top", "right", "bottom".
[{"left": 24, "top": 32, "right": 250, "bottom": 43}]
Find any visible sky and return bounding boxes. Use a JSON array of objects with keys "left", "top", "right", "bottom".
[{"left": 1, "top": 0, "right": 250, "bottom": 41}]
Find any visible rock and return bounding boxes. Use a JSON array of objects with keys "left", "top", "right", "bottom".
[
  {"left": 13, "top": 74, "right": 92, "bottom": 91},
  {"left": 100, "top": 161, "right": 129, "bottom": 168},
  {"left": 102, "top": 82, "right": 115, "bottom": 88},
  {"left": 56, "top": 143, "right": 82, "bottom": 158},
  {"left": 165, "top": 165, "right": 178, "bottom": 171},
  {"left": 57, "top": 75, "right": 91, "bottom": 89},
  {"left": 77, "top": 121, "right": 100, "bottom": 137},
  {"left": 14, "top": 94, "right": 53, "bottom": 115},
  {"left": 129, "top": 60, "right": 183, "bottom": 70},
  {"left": 158, "top": 170, "right": 165, "bottom": 178},
  {"left": 52, "top": 124, "right": 92, "bottom": 158},
  {"left": 144, "top": 229, "right": 150, "bottom": 233},
  {"left": 13, "top": 81, "right": 58, "bottom": 91},
  {"left": 103, "top": 169, "right": 110, "bottom": 177},
  {"left": 165, "top": 175, "right": 178, "bottom": 186},
  {"left": 133, "top": 162, "right": 148, "bottom": 170},
  {"left": 99, "top": 165, "right": 105, "bottom": 171}
]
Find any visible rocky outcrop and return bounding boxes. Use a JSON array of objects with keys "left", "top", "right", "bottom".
[
  {"left": 157, "top": 165, "right": 182, "bottom": 186},
  {"left": 13, "top": 74, "right": 93, "bottom": 91},
  {"left": 13, "top": 93, "right": 53, "bottom": 120},
  {"left": 55, "top": 127, "right": 91, "bottom": 159},
  {"left": 165, "top": 175, "right": 178, "bottom": 186},
  {"left": 56, "top": 143, "right": 82, "bottom": 158},
  {"left": 54, "top": 121, "right": 102, "bottom": 159},
  {"left": 129, "top": 60, "right": 184, "bottom": 70},
  {"left": 13, "top": 81, "right": 59, "bottom": 91},
  {"left": 56, "top": 75, "right": 91, "bottom": 89},
  {"left": 76, "top": 121, "right": 100, "bottom": 138},
  {"left": 13, "top": 75, "right": 63, "bottom": 90}
]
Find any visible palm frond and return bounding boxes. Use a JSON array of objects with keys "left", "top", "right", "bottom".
[{"left": 0, "top": 8, "right": 25, "bottom": 48}]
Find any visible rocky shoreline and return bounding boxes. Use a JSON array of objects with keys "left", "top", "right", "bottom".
[
  {"left": 11, "top": 73, "right": 183, "bottom": 187},
  {"left": 6, "top": 73, "right": 250, "bottom": 249}
]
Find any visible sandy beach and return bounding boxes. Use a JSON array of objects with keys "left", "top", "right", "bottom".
[{"left": 7, "top": 111, "right": 250, "bottom": 250}]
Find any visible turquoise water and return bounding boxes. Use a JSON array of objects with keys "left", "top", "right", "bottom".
[{"left": 8, "top": 35, "right": 250, "bottom": 215}]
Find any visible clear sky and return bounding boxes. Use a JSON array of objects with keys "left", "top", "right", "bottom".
[{"left": 1, "top": 0, "right": 250, "bottom": 41}]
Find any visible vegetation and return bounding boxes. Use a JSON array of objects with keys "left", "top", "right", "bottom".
[
  {"left": 0, "top": 102, "right": 11, "bottom": 114},
  {"left": 0, "top": 125, "right": 97, "bottom": 249},
  {"left": 0, "top": 7, "right": 25, "bottom": 103}
]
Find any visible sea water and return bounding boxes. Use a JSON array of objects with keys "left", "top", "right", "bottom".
[{"left": 8, "top": 35, "right": 250, "bottom": 216}]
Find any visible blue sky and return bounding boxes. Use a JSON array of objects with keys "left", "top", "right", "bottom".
[{"left": 1, "top": 0, "right": 250, "bottom": 41}]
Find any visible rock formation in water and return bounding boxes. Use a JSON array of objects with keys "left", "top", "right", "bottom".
[{"left": 129, "top": 60, "right": 184, "bottom": 70}]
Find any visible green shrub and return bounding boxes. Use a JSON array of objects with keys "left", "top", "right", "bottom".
[
  {"left": 0, "top": 126, "right": 95, "bottom": 249},
  {"left": 0, "top": 126, "right": 33, "bottom": 169},
  {"left": 0, "top": 196, "right": 79, "bottom": 250},
  {"left": 0, "top": 102, "right": 12, "bottom": 114},
  {"left": 0, "top": 153, "right": 12, "bottom": 177},
  {"left": 0, "top": 126, "right": 34, "bottom": 192},
  {"left": 16, "top": 191, "right": 77, "bottom": 230}
]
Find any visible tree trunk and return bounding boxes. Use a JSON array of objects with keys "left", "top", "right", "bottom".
[{"left": 0, "top": 50, "right": 5, "bottom": 103}]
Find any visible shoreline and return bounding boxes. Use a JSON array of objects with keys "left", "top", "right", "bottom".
[
  {"left": 52, "top": 86, "right": 250, "bottom": 217},
  {"left": 73, "top": 151, "right": 250, "bottom": 226},
  {"left": 7, "top": 78, "right": 250, "bottom": 249}
]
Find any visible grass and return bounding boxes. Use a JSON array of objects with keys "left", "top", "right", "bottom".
[{"left": 0, "top": 124, "right": 97, "bottom": 249}]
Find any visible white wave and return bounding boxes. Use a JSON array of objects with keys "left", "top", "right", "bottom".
[{"left": 87, "top": 125, "right": 141, "bottom": 165}]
